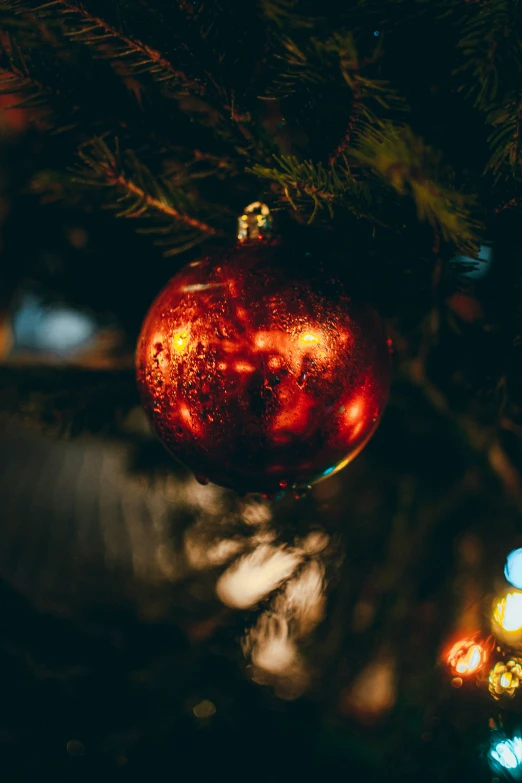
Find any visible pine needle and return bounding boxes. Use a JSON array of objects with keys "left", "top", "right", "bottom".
[
  {"left": 352, "top": 124, "right": 481, "bottom": 254},
  {"left": 72, "top": 138, "right": 220, "bottom": 254}
]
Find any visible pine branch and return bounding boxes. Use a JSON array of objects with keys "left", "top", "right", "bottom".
[
  {"left": 486, "top": 94, "right": 522, "bottom": 177},
  {"left": 264, "top": 34, "right": 335, "bottom": 100},
  {"left": 0, "top": 27, "right": 60, "bottom": 121},
  {"left": 319, "top": 31, "right": 404, "bottom": 164},
  {"left": 352, "top": 124, "right": 481, "bottom": 254},
  {"left": 260, "top": 0, "right": 316, "bottom": 28},
  {"left": 263, "top": 28, "right": 402, "bottom": 167},
  {"left": 1, "top": 1, "right": 271, "bottom": 160},
  {"left": 251, "top": 154, "right": 375, "bottom": 224},
  {"left": 143, "top": 0, "right": 270, "bottom": 158},
  {"left": 72, "top": 138, "right": 221, "bottom": 255},
  {"left": 0, "top": 16, "right": 180, "bottom": 143},
  {"left": 454, "top": 0, "right": 522, "bottom": 110},
  {"left": 3, "top": 0, "right": 203, "bottom": 95}
]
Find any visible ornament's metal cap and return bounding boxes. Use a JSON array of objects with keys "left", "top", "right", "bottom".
[{"left": 237, "top": 202, "right": 272, "bottom": 243}]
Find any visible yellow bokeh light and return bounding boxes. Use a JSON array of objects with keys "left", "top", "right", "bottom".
[
  {"left": 193, "top": 700, "right": 216, "bottom": 719},
  {"left": 494, "top": 592, "right": 522, "bottom": 632},
  {"left": 489, "top": 658, "right": 522, "bottom": 699},
  {"left": 172, "top": 331, "right": 189, "bottom": 354}
]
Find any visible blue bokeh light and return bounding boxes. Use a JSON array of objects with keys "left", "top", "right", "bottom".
[
  {"left": 490, "top": 736, "right": 522, "bottom": 774},
  {"left": 13, "top": 294, "right": 96, "bottom": 355},
  {"left": 322, "top": 466, "right": 335, "bottom": 477},
  {"left": 505, "top": 548, "right": 522, "bottom": 590},
  {"left": 373, "top": 30, "right": 380, "bottom": 36},
  {"left": 453, "top": 243, "right": 493, "bottom": 280}
]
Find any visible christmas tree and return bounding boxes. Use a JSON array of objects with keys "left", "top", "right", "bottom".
[{"left": 1, "top": 1, "right": 522, "bottom": 780}]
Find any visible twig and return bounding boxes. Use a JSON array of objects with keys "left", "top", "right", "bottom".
[
  {"left": 495, "top": 196, "right": 522, "bottom": 213},
  {"left": 111, "top": 171, "right": 217, "bottom": 235},
  {"left": 38, "top": 0, "right": 196, "bottom": 88},
  {"left": 329, "top": 81, "right": 362, "bottom": 166}
]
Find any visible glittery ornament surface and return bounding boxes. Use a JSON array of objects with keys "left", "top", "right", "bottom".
[{"left": 136, "top": 242, "right": 391, "bottom": 494}]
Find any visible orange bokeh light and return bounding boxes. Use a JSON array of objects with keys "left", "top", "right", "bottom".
[{"left": 445, "top": 636, "right": 489, "bottom": 676}]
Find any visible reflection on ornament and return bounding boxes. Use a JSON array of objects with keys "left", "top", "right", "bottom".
[
  {"left": 506, "top": 549, "right": 522, "bottom": 590},
  {"left": 299, "top": 332, "right": 321, "bottom": 346},
  {"left": 172, "top": 330, "right": 189, "bottom": 354},
  {"left": 490, "top": 736, "right": 522, "bottom": 776},
  {"left": 445, "top": 636, "right": 488, "bottom": 677},
  {"left": 492, "top": 591, "right": 522, "bottom": 649},
  {"left": 489, "top": 659, "right": 522, "bottom": 699}
]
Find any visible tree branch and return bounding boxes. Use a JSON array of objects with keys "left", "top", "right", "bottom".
[
  {"left": 110, "top": 171, "right": 217, "bottom": 235},
  {"left": 56, "top": 0, "right": 190, "bottom": 82}
]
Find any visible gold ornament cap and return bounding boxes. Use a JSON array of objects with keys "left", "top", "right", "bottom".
[{"left": 237, "top": 202, "right": 272, "bottom": 242}]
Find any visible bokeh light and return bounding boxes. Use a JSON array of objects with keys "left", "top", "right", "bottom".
[
  {"left": 489, "top": 659, "right": 522, "bottom": 700},
  {"left": 13, "top": 293, "right": 97, "bottom": 355},
  {"left": 192, "top": 700, "right": 216, "bottom": 719},
  {"left": 445, "top": 636, "right": 488, "bottom": 676},
  {"left": 506, "top": 549, "right": 522, "bottom": 590},
  {"left": 216, "top": 544, "right": 302, "bottom": 609},
  {"left": 342, "top": 656, "right": 397, "bottom": 724},
  {"left": 494, "top": 592, "right": 522, "bottom": 633},
  {"left": 490, "top": 736, "right": 522, "bottom": 775}
]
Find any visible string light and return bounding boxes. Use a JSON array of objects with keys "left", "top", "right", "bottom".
[
  {"left": 490, "top": 736, "right": 522, "bottom": 775},
  {"left": 489, "top": 659, "right": 522, "bottom": 700},
  {"left": 492, "top": 591, "right": 522, "bottom": 649},
  {"left": 505, "top": 548, "right": 522, "bottom": 590},
  {"left": 445, "top": 636, "right": 489, "bottom": 677}
]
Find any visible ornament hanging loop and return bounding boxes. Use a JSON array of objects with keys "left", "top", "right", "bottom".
[{"left": 237, "top": 202, "right": 272, "bottom": 243}]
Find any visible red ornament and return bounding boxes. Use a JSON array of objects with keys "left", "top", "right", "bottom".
[{"left": 136, "top": 210, "right": 390, "bottom": 494}]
